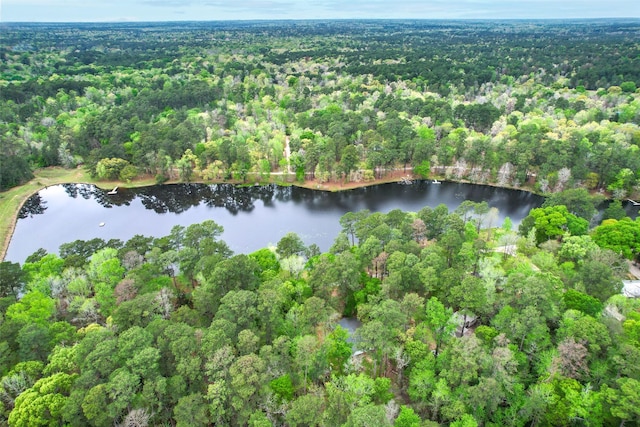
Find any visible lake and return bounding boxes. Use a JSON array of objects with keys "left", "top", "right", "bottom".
[{"left": 6, "top": 180, "right": 546, "bottom": 263}]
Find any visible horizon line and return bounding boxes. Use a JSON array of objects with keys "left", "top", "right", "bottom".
[{"left": 2, "top": 17, "right": 640, "bottom": 24}]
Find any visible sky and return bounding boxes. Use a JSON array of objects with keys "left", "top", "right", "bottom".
[{"left": 1, "top": 0, "right": 638, "bottom": 22}]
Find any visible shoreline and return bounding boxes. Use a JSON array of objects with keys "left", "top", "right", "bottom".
[
  {"left": 1, "top": 167, "right": 545, "bottom": 263},
  {"left": 0, "top": 167, "right": 140, "bottom": 263}
]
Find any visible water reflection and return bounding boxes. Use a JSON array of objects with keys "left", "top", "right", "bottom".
[
  {"left": 17, "top": 193, "right": 47, "bottom": 219},
  {"left": 60, "top": 183, "right": 131, "bottom": 208},
  {"left": 128, "top": 184, "right": 281, "bottom": 215},
  {"left": 10, "top": 181, "right": 549, "bottom": 264},
  {"left": 19, "top": 183, "right": 283, "bottom": 217},
  {"left": 20, "top": 181, "right": 551, "bottom": 220}
]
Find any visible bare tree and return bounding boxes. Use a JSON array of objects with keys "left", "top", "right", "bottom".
[
  {"left": 118, "top": 408, "right": 152, "bottom": 427},
  {"left": 554, "top": 337, "right": 589, "bottom": 380}
]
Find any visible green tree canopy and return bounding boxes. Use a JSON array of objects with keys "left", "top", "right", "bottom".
[{"left": 592, "top": 218, "right": 640, "bottom": 260}]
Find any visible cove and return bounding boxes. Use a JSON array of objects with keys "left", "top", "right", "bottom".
[{"left": 6, "top": 180, "right": 545, "bottom": 264}]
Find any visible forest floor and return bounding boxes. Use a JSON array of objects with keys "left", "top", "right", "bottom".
[{"left": 628, "top": 261, "right": 640, "bottom": 280}]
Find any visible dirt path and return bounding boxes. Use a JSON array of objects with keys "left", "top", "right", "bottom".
[
  {"left": 628, "top": 261, "right": 640, "bottom": 280},
  {"left": 284, "top": 135, "right": 292, "bottom": 174}
]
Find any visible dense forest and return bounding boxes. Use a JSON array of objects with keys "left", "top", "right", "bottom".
[
  {"left": 1, "top": 20, "right": 639, "bottom": 195},
  {"left": 2, "top": 19, "right": 640, "bottom": 426},
  {"left": 2, "top": 193, "right": 640, "bottom": 425}
]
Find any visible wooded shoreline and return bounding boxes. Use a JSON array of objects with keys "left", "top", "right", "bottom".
[{"left": 0, "top": 166, "right": 543, "bottom": 262}]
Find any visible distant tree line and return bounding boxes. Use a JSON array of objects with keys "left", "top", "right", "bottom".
[{"left": 0, "top": 20, "right": 638, "bottom": 197}]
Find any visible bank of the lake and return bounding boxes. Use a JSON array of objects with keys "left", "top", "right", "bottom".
[
  {"left": 1, "top": 167, "right": 536, "bottom": 262},
  {"left": 0, "top": 168, "right": 163, "bottom": 262},
  {"left": 0, "top": 168, "right": 91, "bottom": 263},
  {"left": 1, "top": 166, "right": 571, "bottom": 263},
  {"left": 0, "top": 168, "right": 411, "bottom": 261},
  {"left": 5, "top": 178, "right": 548, "bottom": 264}
]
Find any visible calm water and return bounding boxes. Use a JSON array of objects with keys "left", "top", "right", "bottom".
[
  {"left": 6, "top": 181, "right": 546, "bottom": 263},
  {"left": 338, "top": 317, "right": 363, "bottom": 349}
]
